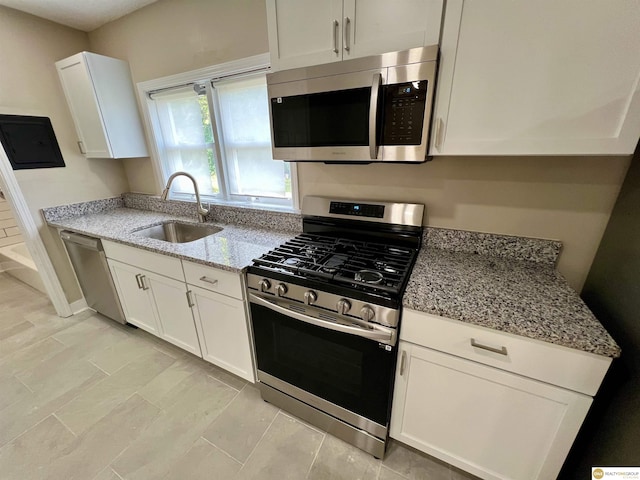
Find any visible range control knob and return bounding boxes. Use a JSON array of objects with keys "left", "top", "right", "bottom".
[
  {"left": 304, "top": 290, "right": 318, "bottom": 305},
  {"left": 276, "top": 283, "right": 288, "bottom": 297},
  {"left": 258, "top": 279, "right": 271, "bottom": 293},
  {"left": 360, "top": 305, "right": 375, "bottom": 322},
  {"left": 336, "top": 299, "right": 351, "bottom": 315}
]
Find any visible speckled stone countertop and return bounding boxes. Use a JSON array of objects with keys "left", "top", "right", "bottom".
[
  {"left": 45, "top": 207, "right": 296, "bottom": 273},
  {"left": 403, "top": 246, "right": 620, "bottom": 358}
]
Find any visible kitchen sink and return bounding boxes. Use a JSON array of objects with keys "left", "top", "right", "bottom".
[{"left": 134, "top": 221, "right": 222, "bottom": 243}]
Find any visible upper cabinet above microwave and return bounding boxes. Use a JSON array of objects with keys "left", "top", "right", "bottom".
[
  {"left": 430, "top": 0, "right": 640, "bottom": 156},
  {"left": 266, "top": 0, "right": 444, "bottom": 72},
  {"left": 56, "top": 52, "right": 148, "bottom": 159}
]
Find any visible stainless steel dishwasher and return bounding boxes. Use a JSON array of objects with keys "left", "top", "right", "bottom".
[{"left": 60, "top": 230, "right": 126, "bottom": 325}]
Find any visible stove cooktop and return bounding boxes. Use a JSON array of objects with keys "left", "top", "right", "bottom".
[{"left": 250, "top": 233, "right": 418, "bottom": 300}]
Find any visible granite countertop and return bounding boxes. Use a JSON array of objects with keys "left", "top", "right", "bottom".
[
  {"left": 46, "top": 207, "right": 296, "bottom": 273},
  {"left": 403, "top": 246, "right": 621, "bottom": 358},
  {"left": 43, "top": 194, "right": 619, "bottom": 358}
]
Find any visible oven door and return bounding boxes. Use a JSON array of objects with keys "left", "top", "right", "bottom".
[{"left": 249, "top": 293, "right": 397, "bottom": 433}]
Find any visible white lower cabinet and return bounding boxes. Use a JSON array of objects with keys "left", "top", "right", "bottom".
[
  {"left": 390, "top": 309, "right": 611, "bottom": 480},
  {"left": 102, "top": 240, "right": 255, "bottom": 381},
  {"left": 190, "top": 285, "right": 254, "bottom": 382},
  {"left": 108, "top": 259, "right": 201, "bottom": 356}
]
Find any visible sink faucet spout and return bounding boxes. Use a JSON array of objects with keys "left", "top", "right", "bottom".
[{"left": 160, "top": 171, "right": 209, "bottom": 222}]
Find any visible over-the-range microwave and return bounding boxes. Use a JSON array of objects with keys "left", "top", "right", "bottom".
[{"left": 267, "top": 46, "right": 438, "bottom": 163}]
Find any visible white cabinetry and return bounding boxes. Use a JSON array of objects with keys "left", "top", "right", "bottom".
[
  {"left": 55, "top": 52, "right": 148, "bottom": 159},
  {"left": 266, "top": 0, "right": 443, "bottom": 71},
  {"left": 184, "top": 261, "right": 255, "bottom": 382},
  {"left": 391, "top": 309, "right": 612, "bottom": 480},
  {"left": 431, "top": 0, "right": 640, "bottom": 155},
  {"left": 104, "top": 242, "right": 201, "bottom": 356}
]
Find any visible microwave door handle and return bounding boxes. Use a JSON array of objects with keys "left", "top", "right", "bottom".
[
  {"left": 249, "top": 293, "right": 395, "bottom": 344},
  {"left": 369, "top": 73, "right": 382, "bottom": 160}
]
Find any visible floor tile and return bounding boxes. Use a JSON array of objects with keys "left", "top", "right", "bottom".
[
  {"left": 0, "top": 320, "right": 33, "bottom": 341},
  {"left": 93, "top": 468, "right": 123, "bottom": 480},
  {"left": 136, "top": 356, "right": 203, "bottom": 409},
  {"left": 451, "top": 465, "right": 481, "bottom": 480},
  {"left": 382, "top": 440, "right": 451, "bottom": 480},
  {"left": 88, "top": 334, "right": 159, "bottom": 375},
  {"left": 236, "top": 412, "right": 324, "bottom": 480},
  {"left": 112, "top": 375, "right": 238, "bottom": 480},
  {"left": 56, "top": 349, "right": 175, "bottom": 434},
  {"left": 0, "top": 370, "right": 106, "bottom": 447},
  {"left": 0, "top": 414, "right": 76, "bottom": 480},
  {"left": 205, "top": 362, "right": 248, "bottom": 391},
  {"left": 0, "top": 375, "right": 31, "bottom": 411},
  {"left": 46, "top": 394, "right": 161, "bottom": 480},
  {"left": 162, "top": 437, "right": 242, "bottom": 480},
  {"left": 202, "top": 384, "right": 278, "bottom": 462},
  {"left": 378, "top": 466, "right": 408, "bottom": 480},
  {"left": 0, "top": 337, "right": 66, "bottom": 379},
  {"left": 307, "top": 434, "right": 381, "bottom": 480}
]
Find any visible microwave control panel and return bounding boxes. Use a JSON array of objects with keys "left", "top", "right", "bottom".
[{"left": 381, "top": 81, "right": 427, "bottom": 146}]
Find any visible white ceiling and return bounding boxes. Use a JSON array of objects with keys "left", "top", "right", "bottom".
[{"left": 0, "top": 0, "right": 159, "bottom": 31}]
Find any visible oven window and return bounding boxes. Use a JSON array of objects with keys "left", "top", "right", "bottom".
[
  {"left": 271, "top": 87, "right": 370, "bottom": 148},
  {"left": 251, "top": 303, "right": 395, "bottom": 426}
]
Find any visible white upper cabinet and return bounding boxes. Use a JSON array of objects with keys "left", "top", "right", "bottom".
[
  {"left": 266, "top": 0, "right": 444, "bottom": 71},
  {"left": 431, "top": 0, "right": 640, "bottom": 156},
  {"left": 56, "top": 52, "right": 148, "bottom": 159}
]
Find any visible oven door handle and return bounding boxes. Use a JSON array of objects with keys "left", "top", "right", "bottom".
[{"left": 249, "top": 294, "right": 395, "bottom": 345}]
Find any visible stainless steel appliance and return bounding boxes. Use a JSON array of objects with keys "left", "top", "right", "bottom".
[
  {"left": 247, "top": 196, "right": 424, "bottom": 458},
  {"left": 60, "top": 231, "right": 126, "bottom": 325},
  {"left": 267, "top": 46, "right": 438, "bottom": 163}
]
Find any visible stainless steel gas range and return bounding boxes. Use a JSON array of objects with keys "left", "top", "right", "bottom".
[{"left": 247, "top": 196, "right": 424, "bottom": 458}]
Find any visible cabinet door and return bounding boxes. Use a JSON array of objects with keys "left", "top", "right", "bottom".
[
  {"left": 108, "top": 260, "right": 159, "bottom": 334},
  {"left": 390, "top": 342, "right": 592, "bottom": 480},
  {"left": 56, "top": 55, "right": 111, "bottom": 158},
  {"left": 145, "top": 271, "right": 202, "bottom": 357},
  {"left": 431, "top": 0, "right": 640, "bottom": 155},
  {"left": 266, "top": 0, "right": 344, "bottom": 71},
  {"left": 343, "top": 0, "right": 443, "bottom": 60},
  {"left": 190, "top": 285, "right": 254, "bottom": 382}
]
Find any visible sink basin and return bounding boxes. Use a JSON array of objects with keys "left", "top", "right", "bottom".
[{"left": 134, "top": 221, "right": 222, "bottom": 243}]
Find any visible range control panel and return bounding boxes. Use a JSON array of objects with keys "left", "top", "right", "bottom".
[
  {"left": 329, "top": 201, "right": 385, "bottom": 219},
  {"left": 381, "top": 80, "right": 427, "bottom": 146}
]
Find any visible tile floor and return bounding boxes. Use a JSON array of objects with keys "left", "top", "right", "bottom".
[{"left": 0, "top": 272, "right": 477, "bottom": 480}]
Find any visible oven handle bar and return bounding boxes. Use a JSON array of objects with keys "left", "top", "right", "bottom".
[{"left": 249, "top": 293, "right": 395, "bottom": 345}]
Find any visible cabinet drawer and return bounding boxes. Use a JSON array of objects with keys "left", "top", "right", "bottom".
[
  {"left": 102, "top": 240, "right": 183, "bottom": 281},
  {"left": 183, "top": 261, "right": 243, "bottom": 299},
  {"left": 400, "top": 309, "right": 611, "bottom": 396}
]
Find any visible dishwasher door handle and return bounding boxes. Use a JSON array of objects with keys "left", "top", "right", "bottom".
[{"left": 60, "top": 231, "right": 102, "bottom": 251}]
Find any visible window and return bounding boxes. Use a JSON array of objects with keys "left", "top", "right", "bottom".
[{"left": 140, "top": 55, "right": 297, "bottom": 211}]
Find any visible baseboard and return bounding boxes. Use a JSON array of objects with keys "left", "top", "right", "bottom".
[{"left": 69, "top": 298, "right": 89, "bottom": 315}]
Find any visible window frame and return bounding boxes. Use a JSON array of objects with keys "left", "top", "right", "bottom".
[{"left": 136, "top": 54, "right": 299, "bottom": 212}]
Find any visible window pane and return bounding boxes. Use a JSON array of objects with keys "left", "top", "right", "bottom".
[
  {"left": 154, "top": 87, "right": 219, "bottom": 194},
  {"left": 216, "top": 76, "right": 288, "bottom": 198}
]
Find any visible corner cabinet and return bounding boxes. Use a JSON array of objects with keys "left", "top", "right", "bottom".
[
  {"left": 390, "top": 309, "right": 612, "bottom": 480},
  {"left": 266, "top": 0, "right": 443, "bottom": 71},
  {"left": 55, "top": 52, "right": 148, "bottom": 159},
  {"left": 430, "top": 0, "right": 640, "bottom": 155},
  {"left": 102, "top": 241, "right": 256, "bottom": 382}
]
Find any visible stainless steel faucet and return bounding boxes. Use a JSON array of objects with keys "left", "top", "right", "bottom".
[{"left": 160, "top": 171, "right": 209, "bottom": 223}]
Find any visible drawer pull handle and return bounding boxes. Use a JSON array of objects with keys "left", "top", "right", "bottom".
[
  {"left": 470, "top": 338, "right": 508, "bottom": 356},
  {"left": 400, "top": 350, "right": 407, "bottom": 376},
  {"left": 139, "top": 275, "right": 149, "bottom": 291},
  {"left": 186, "top": 290, "right": 195, "bottom": 308},
  {"left": 199, "top": 276, "right": 218, "bottom": 286},
  {"left": 135, "top": 274, "right": 143, "bottom": 289}
]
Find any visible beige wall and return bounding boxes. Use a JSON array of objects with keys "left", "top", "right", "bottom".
[
  {"left": 88, "top": 0, "right": 269, "bottom": 194},
  {"left": 86, "top": 0, "right": 631, "bottom": 291},
  {"left": 299, "top": 156, "right": 631, "bottom": 290},
  {"left": 0, "top": 6, "right": 130, "bottom": 303}
]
